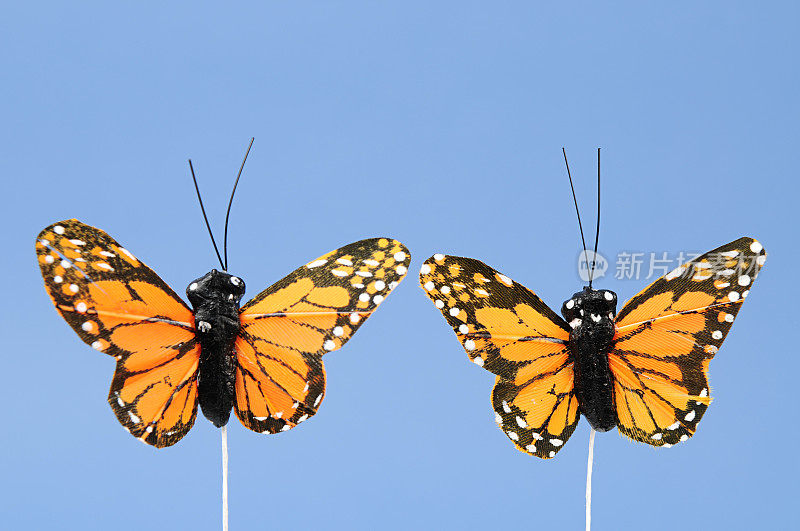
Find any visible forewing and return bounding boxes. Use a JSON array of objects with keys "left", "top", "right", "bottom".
[
  {"left": 36, "top": 220, "right": 199, "bottom": 447},
  {"left": 610, "top": 237, "right": 766, "bottom": 447},
  {"left": 235, "top": 238, "right": 409, "bottom": 433},
  {"left": 419, "top": 254, "right": 570, "bottom": 379}
]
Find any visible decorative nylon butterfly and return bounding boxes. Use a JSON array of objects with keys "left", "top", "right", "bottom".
[
  {"left": 419, "top": 151, "right": 766, "bottom": 459},
  {"left": 35, "top": 149, "right": 409, "bottom": 448}
]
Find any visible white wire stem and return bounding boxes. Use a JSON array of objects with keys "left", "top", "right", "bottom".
[
  {"left": 586, "top": 429, "right": 596, "bottom": 531},
  {"left": 222, "top": 425, "right": 229, "bottom": 531}
]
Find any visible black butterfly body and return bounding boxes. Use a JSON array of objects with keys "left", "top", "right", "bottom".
[
  {"left": 188, "top": 269, "right": 246, "bottom": 427},
  {"left": 561, "top": 287, "right": 618, "bottom": 432}
]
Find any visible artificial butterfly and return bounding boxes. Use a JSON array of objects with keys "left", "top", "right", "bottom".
[
  {"left": 419, "top": 151, "right": 765, "bottom": 459},
  {"left": 35, "top": 154, "right": 409, "bottom": 448}
]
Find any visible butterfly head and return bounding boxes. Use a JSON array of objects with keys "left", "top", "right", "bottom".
[
  {"left": 186, "top": 269, "right": 246, "bottom": 307},
  {"left": 561, "top": 287, "right": 617, "bottom": 330}
]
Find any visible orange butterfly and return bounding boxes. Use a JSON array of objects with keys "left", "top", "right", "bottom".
[
  {"left": 419, "top": 152, "right": 765, "bottom": 459},
  {"left": 36, "top": 219, "right": 409, "bottom": 448}
]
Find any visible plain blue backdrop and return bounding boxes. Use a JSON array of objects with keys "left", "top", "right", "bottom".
[{"left": 2, "top": 2, "right": 797, "bottom": 530}]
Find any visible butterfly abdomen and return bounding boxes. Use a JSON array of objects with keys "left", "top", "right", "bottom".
[
  {"left": 187, "top": 269, "right": 246, "bottom": 428},
  {"left": 562, "top": 287, "right": 618, "bottom": 432}
]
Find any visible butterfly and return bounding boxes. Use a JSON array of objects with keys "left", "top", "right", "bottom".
[
  {"left": 36, "top": 219, "right": 409, "bottom": 448},
  {"left": 419, "top": 238, "right": 765, "bottom": 459},
  {"left": 419, "top": 146, "right": 765, "bottom": 459}
]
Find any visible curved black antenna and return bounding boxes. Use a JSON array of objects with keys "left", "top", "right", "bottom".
[
  {"left": 223, "top": 137, "right": 254, "bottom": 271},
  {"left": 589, "top": 148, "right": 601, "bottom": 288},
  {"left": 189, "top": 159, "right": 225, "bottom": 270},
  {"left": 562, "top": 148, "right": 589, "bottom": 284}
]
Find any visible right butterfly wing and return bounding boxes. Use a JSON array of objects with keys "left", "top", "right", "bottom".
[
  {"left": 420, "top": 254, "right": 579, "bottom": 458},
  {"left": 36, "top": 220, "right": 200, "bottom": 447},
  {"left": 235, "top": 238, "right": 410, "bottom": 434},
  {"left": 609, "top": 237, "right": 766, "bottom": 447}
]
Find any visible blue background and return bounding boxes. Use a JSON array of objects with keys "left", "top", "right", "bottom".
[{"left": 2, "top": 2, "right": 796, "bottom": 529}]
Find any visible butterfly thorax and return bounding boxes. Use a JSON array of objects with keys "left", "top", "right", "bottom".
[
  {"left": 187, "top": 269, "right": 246, "bottom": 428},
  {"left": 561, "top": 287, "right": 618, "bottom": 432}
]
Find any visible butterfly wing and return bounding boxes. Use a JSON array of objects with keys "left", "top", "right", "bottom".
[
  {"left": 36, "top": 220, "right": 199, "bottom": 448},
  {"left": 420, "top": 254, "right": 579, "bottom": 458},
  {"left": 235, "top": 238, "right": 409, "bottom": 434},
  {"left": 609, "top": 237, "right": 766, "bottom": 447}
]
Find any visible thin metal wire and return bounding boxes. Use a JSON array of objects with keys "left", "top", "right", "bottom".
[
  {"left": 562, "top": 148, "right": 589, "bottom": 282},
  {"left": 222, "top": 425, "right": 229, "bottom": 531},
  {"left": 586, "top": 429, "right": 596, "bottom": 531},
  {"left": 223, "top": 137, "right": 255, "bottom": 271},
  {"left": 589, "top": 147, "right": 601, "bottom": 288},
  {"left": 189, "top": 159, "right": 225, "bottom": 270}
]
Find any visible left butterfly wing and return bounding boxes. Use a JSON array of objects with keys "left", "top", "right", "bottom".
[
  {"left": 234, "top": 238, "right": 409, "bottom": 434},
  {"left": 609, "top": 237, "right": 766, "bottom": 447},
  {"left": 420, "top": 254, "right": 579, "bottom": 459},
  {"left": 36, "top": 220, "right": 199, "bottom": 448}
]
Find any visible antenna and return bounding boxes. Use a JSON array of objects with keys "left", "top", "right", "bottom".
[
  {"left": 589, "top": 148, "right": 601, "bottom": 288},
  {"left": 562, "top": 148, "right": 590, "bottom": 284},
  {"left": 223, "top": 137, "right": 254, "bottom": 271},
  {"left": 189, "top": 159, "right": 225, "bottom": 270}
]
